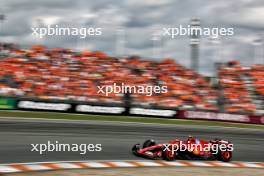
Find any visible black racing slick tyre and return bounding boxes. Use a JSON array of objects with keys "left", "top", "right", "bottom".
[
  {"left": 143, "top": 139, "right": 156, "bottom": 148},
  {"left": 218, "top": 151, "right": 232, "bottom": 162},
  {"left": 213, "top": 146, "right": 232, "bottom": 162},
  {"left": 132, "top": 144, "right": 140, "bottom": 156}
]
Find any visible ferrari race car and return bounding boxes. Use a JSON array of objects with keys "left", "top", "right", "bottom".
[{"left": 132, "top": 136, "right": 233, "bottom": 162}]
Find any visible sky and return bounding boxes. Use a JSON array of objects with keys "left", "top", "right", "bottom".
[{"left": 0, "top": 0, "right": 264, "bottom": 75}]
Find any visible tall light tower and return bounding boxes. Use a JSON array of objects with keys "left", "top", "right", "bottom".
[
  {"left": 116, "top": 27, "right": 126, "bottom": 57},
  {"left": 252, "top": 38, "right": 263, "bottom": 65},
  {"left": 0, "top": 13, "right": 5, "bottom": 42},
  {"left": 80, "top": 14, "right": 97, "bottom": 51},
  {"left": 32, "top": 18, "right": 45, "bottom": 46},
  {"left": 0, "top": 14, "right": 5, "bottom": 24},
  {"left": 190, "top": 18, "right": 200, "bottom": 72},
  {"left": 151, "top": 32, "right": 162, "bottom": 59},
  {"left": 151, "top": 25, "right": 163, "bottom": 59}
]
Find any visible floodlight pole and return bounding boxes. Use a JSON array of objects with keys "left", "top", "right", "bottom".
[
  {"left": 190, "top": 18, "right": 200, "bottom": 72},
  {"left": 252, "top": 38, "right": 263, "bottom": 65},
  {"left": 0, "top": 14, "right": 5, "bottom": 42},
  {"left": 116, "top": 27, "right": 126, "bottom": 57}
]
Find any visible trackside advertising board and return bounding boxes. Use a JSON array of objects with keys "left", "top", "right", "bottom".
[
  {"left": 0, "top": 98, "right": 16, "bottom": 109},
  {"left": 177, "top": 110, "right": 264, "bottom": 125},
  {"left": 0, "top": 98, "right": 263, "bottom": 125}
]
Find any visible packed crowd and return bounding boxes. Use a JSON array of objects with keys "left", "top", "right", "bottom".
[
  {"left": 218, "top": 61, "right": 264, "bottom": 114},
  {"left": 0, "top": 43, "right": 218, "bottom": 111},
  {"left": 0, "top": 43, "right": 263, "bottom": 114}
]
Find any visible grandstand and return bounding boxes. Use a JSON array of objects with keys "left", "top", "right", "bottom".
[
  {"left": 0, "top": 43, "right": 263, "bottom": 115},
  {"left": 218, "top": 61, "right": 264, "bottom": 115}
]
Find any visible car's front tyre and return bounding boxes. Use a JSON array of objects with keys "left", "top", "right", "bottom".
[{"left": 132, "top": 144, "right": 140, "bottom": 156}]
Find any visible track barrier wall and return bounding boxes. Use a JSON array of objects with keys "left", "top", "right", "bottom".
[{"left": 0, "top": 97, "right": 263, "bottom": 125}]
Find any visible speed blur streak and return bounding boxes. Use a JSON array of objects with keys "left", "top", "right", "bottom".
[
  {"left": 0, "top": 118, "right": 263, "bottom": 163},
  {"left": 0, "top": 44, "right": 263, "bottom": 115}
]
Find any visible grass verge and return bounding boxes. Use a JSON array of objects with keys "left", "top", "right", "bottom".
[{"left": 0, "top": 110, "right": 263, "bottom": 130}]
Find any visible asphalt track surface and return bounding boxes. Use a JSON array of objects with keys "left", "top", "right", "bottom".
[{"left": 0, "top": 118, "right": 263, "bottom": 164}]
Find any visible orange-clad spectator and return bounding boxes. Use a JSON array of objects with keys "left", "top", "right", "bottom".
[
  {"left": 0, "top": 43, "right": 248, "bottom": 114},
  {"left": 218, "top": 61, "right": 264, "bottom": 114}
]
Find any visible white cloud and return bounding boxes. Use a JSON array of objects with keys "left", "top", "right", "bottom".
[{"left": 0, "top": 0, "right": 263, "bottom": 75}]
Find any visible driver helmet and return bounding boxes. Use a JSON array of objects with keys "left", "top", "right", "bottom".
[{"left": 188, "top": 135, "right": 194, "bottom": 141}]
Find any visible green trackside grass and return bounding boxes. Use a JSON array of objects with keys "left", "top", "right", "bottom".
[{"left": 0, "top": 110, "right": 263, "bottom": 130}]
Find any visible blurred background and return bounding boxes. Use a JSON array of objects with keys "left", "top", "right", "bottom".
[
  {"left": 0, "top": 0, "right": 264, "bottom": 74},
  {"left": 0, "top": 0, "right": 263, "bottom": 115}
]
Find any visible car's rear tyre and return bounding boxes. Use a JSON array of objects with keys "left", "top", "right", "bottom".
[
  {"left": 143, "top": 139, "right": 156, "bottom": 148},
  {"left": 213, "top": 147, "right": 232, "bottom": 162},
  {"left": 218, "top": 151, "right": 232, "bottom": 162}
]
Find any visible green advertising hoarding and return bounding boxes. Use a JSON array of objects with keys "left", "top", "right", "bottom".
[{"left": 0, "top": 98, "right": 16, "bottom": 109}]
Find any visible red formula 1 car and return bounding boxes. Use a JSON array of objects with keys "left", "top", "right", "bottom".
[{"left": 132, "top": 136, "right": 233, "bottom": 162}]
